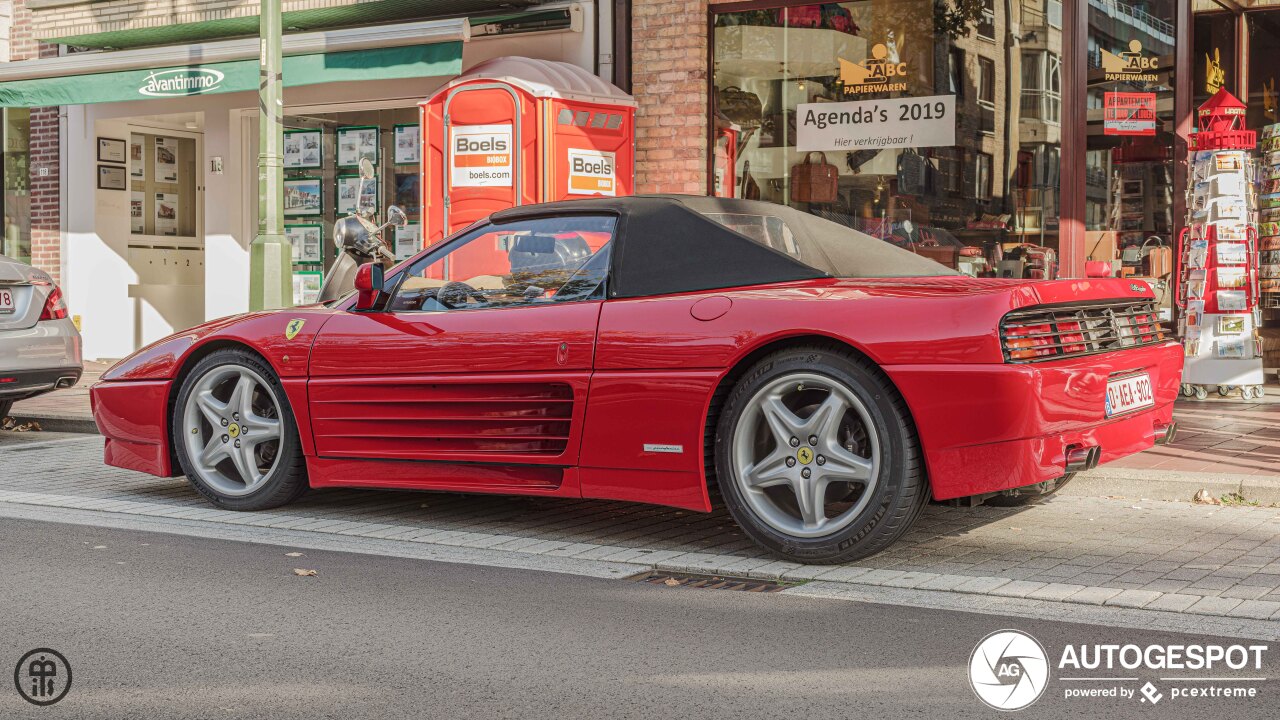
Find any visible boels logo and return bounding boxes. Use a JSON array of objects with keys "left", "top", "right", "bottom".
[
  {"left": 567, "top": 148, "right": 616, "bottom": 196},
  {"left": 139, "top": 68, "right": 225, "bottom": 97},
  {"left": 839, "top": 42, "right": 908, "bottom": 94},
  {"left": 1102, "top": 40, "right": 1160, "bottom": 83}
]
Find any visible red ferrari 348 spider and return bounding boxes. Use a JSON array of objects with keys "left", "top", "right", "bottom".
[{"left": 92, "top": 196, "right": 1182, "bottom": 563}]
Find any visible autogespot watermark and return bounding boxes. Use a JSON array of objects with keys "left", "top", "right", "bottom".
[
  {"left": 968, "top": 630, "right": 1269, "bottom": 710},
  {"left": 13, "top": 648, "right": 72, "bottom": 706}
]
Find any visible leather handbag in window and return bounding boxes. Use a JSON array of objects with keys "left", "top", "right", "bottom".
[
  {"left": 790, "top": 152, "right": 839, "bottom": 204},
  {"left": 715, "top": 86, "right": 763, "bottom": 130},
  {"left": 740, "top": 160, "right": 761, "bottom": 200}
]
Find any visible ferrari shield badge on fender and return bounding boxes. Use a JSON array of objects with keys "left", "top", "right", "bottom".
[{"left": 285, "top": 319, "right": 306, "bottom": 340}]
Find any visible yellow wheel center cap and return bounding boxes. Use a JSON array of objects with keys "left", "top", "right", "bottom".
[
  {"left": 796, "top": 447, "right": 814, "bottom": 465},
  {"left": 228, "top": 423, "right": 241, "bottom": 438}
]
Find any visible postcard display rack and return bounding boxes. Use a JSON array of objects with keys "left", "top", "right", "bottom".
[
  {"left": 1262, "top": 126, "right": 1280, "bottom": 314},
  {"left": 1178, "top": 89, "right": 1265, "bottom": 400}
]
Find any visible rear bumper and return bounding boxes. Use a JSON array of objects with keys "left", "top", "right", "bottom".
[
  {"left": 0, "top": 319, "right": 83, "bottom": 401},
  {"left": 90, "top": 379, "right": 177, "bottom": 477},
  {"left": 0, "top": 367, "right": 83, "bottom": 401},
  {"left": 886, "top": 341, "right": 1183, "bottom": 500}
]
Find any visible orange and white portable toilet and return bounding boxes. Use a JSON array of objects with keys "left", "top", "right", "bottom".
[{"left": 420, "top": 56, "right": 636, "bottom": 247}]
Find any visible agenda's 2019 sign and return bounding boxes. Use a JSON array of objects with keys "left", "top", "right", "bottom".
[{"left": 796, "top": 95, "right": 956, "bottom": 152}]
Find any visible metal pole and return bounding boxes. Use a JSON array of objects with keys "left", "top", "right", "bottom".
[{"left": 249, "top": 0, "right": 292, "bottom": 310}]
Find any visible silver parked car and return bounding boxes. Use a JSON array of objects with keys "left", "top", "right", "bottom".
[{"left": 0, "top": 254, "right": 82, "bottom": 419}]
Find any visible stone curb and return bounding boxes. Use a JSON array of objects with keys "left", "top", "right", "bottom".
[
  {"left": 2, "top": 489, "right": 1278, "bottom": 625},
  {"left": 5, "top": 409, "right": 99, "bottom": 434}
]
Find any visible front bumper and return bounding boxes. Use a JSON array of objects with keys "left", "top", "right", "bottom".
[
  {"left": 91, "top": 378, "right": 177, "bottom": 477},
  {"left": 886, "top": 341, "right": 1183, "bottom": 500}
]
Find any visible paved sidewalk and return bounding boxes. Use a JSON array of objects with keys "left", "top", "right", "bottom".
[{"left": 4, "top": 436, "right": 1279, "bottom": 629}]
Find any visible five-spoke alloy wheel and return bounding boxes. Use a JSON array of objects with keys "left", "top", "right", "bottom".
[
  {"left": 172, "top": 349, "right": 308, "bottom": 510},
  {"left": 715, "top": 345, "right": 929, "bottom": 563}
]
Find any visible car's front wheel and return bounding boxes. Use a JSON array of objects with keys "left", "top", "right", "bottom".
[
  {"left": 171, "top": 348, "right": 308, "bottom": 510},
  {"left": 714, "top": 345, "right": 929, "bottom": 564}
]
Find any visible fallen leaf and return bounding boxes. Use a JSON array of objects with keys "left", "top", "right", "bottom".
[
  {"left": 284, "top": 552, "right": 304, "bottom": 557},
  {"left": 293, "top": 568, "right": 318, "bottom": 577},
  {"left": 1105, "top": 495, "right": 1125, "bottom": 500},
  {"left": 1193, "top": 489, "right": 1222, "bottom": 505},
  {"left": 663, "top": 577, "right": 680, "bottom": 587}
]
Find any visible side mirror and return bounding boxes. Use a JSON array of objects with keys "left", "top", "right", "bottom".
[
  {"left": 386, "top": 205, "right": 408, "bottom": 228},
  {"left": 358, "top": 157, "right": 376, "bottom": 180},
  {"left": 354, "top": 262, "right": 385, "bottom": 311}
]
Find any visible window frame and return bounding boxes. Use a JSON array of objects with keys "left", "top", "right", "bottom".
[
  {"left": 975, "top": 152, "right": 994, "bottom": 202},
  {"left": 977, "top": 0, "right": 997, "bottom": 40}
]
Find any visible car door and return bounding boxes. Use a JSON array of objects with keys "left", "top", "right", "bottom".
[{"left": 307, "top": 214, "right": 615, "bottom": 471}]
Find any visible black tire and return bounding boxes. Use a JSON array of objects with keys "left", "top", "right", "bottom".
[
  {"left": 983, "top": 474, "right": 1075, "bottom": 507},
  {"left": 714, "top": 344, "right": 929, "bottom": 564},
  {"left": 0, "top": 400, "right": 12, "bottom": 420},
  {"left": 171, "top": 348, "right": 308, "bottom": 511}
]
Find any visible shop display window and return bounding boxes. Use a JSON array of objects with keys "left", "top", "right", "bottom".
[
  {"left": 711, "top": 0, "right": 1064, "bottom": 277},
  {"left": 1083, "top": 0, "right": 1177, "bottom": 279},
  {"left": 2, "top": 109, "right": 30, "bottom": 263},
  {"left": 272, "top": 106, "right": 422, "bottom": 276},
  {"left": 129, "top": 132, "right": 198, "bottom": 238}
]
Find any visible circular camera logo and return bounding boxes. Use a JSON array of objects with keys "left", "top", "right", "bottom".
[
  {"left": 969, "top": 630, "right": 1049, "bottom": 711},
  {"left": 13, "top": 648, "right": 72, "bottom": 706}
]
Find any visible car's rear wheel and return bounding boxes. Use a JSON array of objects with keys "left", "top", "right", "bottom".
[
  {"left": 171, "top": 349, "right": 307, "bottom": 510},
  {"left": 0, "top": 400, "right": 12, "bottom": 420},
  {"left": 714, "top": 345, "right": 929, "bottom": 564}
]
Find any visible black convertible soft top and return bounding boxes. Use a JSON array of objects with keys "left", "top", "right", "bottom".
[{"left": 489, "top": 195, "right": 957, "bottom": 299}]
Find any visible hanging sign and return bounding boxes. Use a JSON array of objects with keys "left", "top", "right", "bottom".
[
  {"left": 1104, "top": 92, "right": 1157, "bottom": 136},
  {"left": 796, "top": 95, "right": 955, "bottom": 152},
  {"left": 566, "top": 148, "right": 616, "bottom": 196},
  {"left": 449, "top": 123, "right": 513, "bottom": 188}
]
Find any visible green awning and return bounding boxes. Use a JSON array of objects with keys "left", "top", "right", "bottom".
[{"left": 0, "top": 41, "right": 462, "bottom": 108}]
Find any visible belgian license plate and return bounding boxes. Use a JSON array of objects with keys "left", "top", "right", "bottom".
[
  {"left": 1105, "top": 373, "right": 1154, "bottom": 418},
  {"left": 0, "top": 288, "right": 14, "bottom": 314}
]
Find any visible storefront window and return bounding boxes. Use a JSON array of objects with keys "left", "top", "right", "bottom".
[
  {"left": 711, "top": 1, "right": 1064, "bottom": 276},
  {"left": 1194, "top": 11, "right": 1236, "bottom": 110},
  {"left": 1083, "top": 0, "right": 1177, "bottom": 272},
  {"left": 2, "top": 109, "right": 31, "bottom": 263},
  {"left": 253, "top": 106, "right": 422, "bottom": 304},
  {"left": 1247, "top": 11, "right": 1280, "bottom": 131}
]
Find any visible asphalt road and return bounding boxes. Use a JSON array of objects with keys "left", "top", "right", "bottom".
[{"left": 0, "top": 519, "right": 1275, "bottom": 720}]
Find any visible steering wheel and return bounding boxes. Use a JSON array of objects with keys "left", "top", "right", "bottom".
[{"left": 436, "top": 281, "right": 487, "bottom": 309}]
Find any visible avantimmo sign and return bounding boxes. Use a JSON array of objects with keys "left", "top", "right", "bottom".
[{"left": 138, "top": 68, "right": 226, "bottom": 97}]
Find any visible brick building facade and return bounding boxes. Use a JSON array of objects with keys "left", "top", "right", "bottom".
[
  {"left": 4, "top": 0, "right": 60, "bottom": 281},
  {"left": 631, "top": 0, "right": 724, "bottom": 195}
]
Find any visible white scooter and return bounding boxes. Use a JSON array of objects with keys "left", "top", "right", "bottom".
[{"left": 316, "top": 157, "right": 408, "bottom": 304}]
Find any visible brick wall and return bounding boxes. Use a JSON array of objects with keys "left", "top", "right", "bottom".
[
  {"left": 631, "top": 0, "right": 722, "bottom": 194},
  {"left": 9, "top": 0, "right": 62, "bottom": 281}
]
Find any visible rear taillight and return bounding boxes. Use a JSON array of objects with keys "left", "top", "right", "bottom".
[
  {"left": 39, "top": 285, "right": 68, "bottom": 321},
  {"left": 1004, "top": 323, "right": 1058, "bottom": 360}
]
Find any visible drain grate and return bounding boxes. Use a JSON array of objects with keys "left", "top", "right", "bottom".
[{"left": 628, "top": 571, "right": 792, "bottom": 592}]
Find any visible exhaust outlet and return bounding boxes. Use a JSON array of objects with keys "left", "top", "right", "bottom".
[
  {"left": 1064, "top": 445, "right": 1101, "bottom": 473},
  {"left": 55, "top": 376, "right": 77, "bottom": 389},
  {"left": 1153, "top": 422, "right": 1177, "bottom": 445}
]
